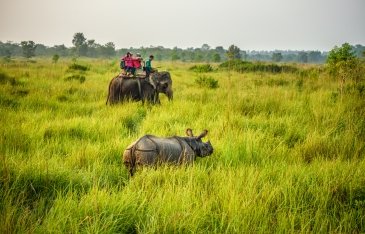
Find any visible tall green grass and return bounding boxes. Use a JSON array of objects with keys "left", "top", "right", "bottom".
[{"left": 1, "top": 58, "right": 364, "bottom": 233}]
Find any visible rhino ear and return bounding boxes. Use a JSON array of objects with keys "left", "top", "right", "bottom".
[
  {"left": 197, "top": 130, "right": 208, "bottom": 140},
  {"left": 186, "top": 128, "right": 194, "bottom": 137}
]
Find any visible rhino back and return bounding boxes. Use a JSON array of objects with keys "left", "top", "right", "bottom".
[{"left": 136, "top": 136, "right": 194, "bottom": 164}]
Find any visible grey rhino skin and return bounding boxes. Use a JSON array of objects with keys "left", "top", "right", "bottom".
[
  {"left": 123, "top": 129, "right": 213, "bottom": 176},
  {"left": 106, "top": 72, "right": 173, "bottom": 105}
]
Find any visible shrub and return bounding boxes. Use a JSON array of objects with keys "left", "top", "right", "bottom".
[
  {"left": 327, "top": 43, "right": 364, "bottom": 94},
  {"left": 195, "top": 75, "right": 219, "bottom": 89},
  {"left": 0, "top": 71, "right": 17, "bottom": 85},
  {"left": 68, "top": 63, "right": 89, "bottom": 71},
  {"left": 328, "top": 44, "right": 363, "bottom": 81},
  {"left": 64, "top": 74, "right": 86, "bottom": 83},
  {"left": 219, "top": 60, "right": 298, "bottom": 73},
  {"left": 52, "top": 54, "right": 60, "bottom": 64},
  {"left": 189, "top": 64, "right": 214, "bottom": 73},
  {"left": 267, "top": 79, "right": 290, "bottom": 87}
]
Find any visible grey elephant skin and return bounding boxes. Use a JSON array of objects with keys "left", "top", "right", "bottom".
[
  {"left": 106, "top": 72, "right": 173, "bottom": 105},
  {"left": 123, "top": 129, "right": 213, "bottom": 176}
]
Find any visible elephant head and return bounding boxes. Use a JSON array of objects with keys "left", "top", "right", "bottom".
[{"left": 148, "top": 72, "right": 173, "bottom": 100}]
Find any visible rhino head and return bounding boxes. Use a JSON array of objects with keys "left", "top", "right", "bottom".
[{"left": 185, "top": 129, "right": 213, "bottom": 157}]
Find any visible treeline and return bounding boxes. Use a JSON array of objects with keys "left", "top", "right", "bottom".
[{"left": 1, "top": 32, "right": 364, "bottom": 64}]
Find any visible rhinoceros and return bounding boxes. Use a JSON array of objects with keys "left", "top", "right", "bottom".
[{"left": 123, "top": 129, "right": 213, "bottom": 176}]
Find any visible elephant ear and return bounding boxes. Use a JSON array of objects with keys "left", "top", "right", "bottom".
[{"left": 148, "top": 74, "right": 157, "bottom": 89}]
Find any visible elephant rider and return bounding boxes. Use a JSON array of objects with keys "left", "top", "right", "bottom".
[
  {"left": 122, "top": 52, "right": 133, "bottom": 76},
  {"left": 144, "top": 55, "right": 155, "bottom": 77},
  {"left": 132, "top": 53, "right": 143, "bottom": 76}
]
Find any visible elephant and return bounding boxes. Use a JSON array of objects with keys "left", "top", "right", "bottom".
[{"left": 106, "top": 71, "right": 173, "bottom": 105}]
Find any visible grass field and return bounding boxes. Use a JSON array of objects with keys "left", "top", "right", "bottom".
[{"left": 1, "top": 58, "right": 365, "bottom": 233}]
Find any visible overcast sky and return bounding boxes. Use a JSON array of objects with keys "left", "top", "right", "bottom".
[{"left": 0, "top": 0, "right": 364, "bottom": 51}]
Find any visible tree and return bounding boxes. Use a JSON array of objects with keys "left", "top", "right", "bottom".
[
  {"left": 102, "top": 42, "right": 116, "bottom": 57},
  {"left": 308, "top": 51, "right": 322, "bottom": 63},
  {"left": 298, "top": 52, "right": 308, "bottom": 63},
  {"left": 180, "top": 51, "right": 186, "bottom": 62},
  {"left": 72, "top": 32, "right": 87, "bottom": 56},
  {"left": 226, "top": 44, "right": 241, "bottom": 60},
  {"left": 87, "top": 39, "right": 98, "bottom": 57},
  {"left": 353, "top": 44, "right": 365, "bottom": 58},
  {"left": 52, "top": 54, "right": 60, "bottom": 63},
  {"left": 215, "top": 46, "right": 225, "bottom": 54},
  {"left": 327, "top": 43, "right": 363, "bottom": 96},
  {"left": 327, "top": 43, "right": 356, "bottom": 65},
  {"left": 35, "top": 44, "right": 47, "bottom": 56},
  {"left": 272, "top": 52, "right": 283, "bottom": 62},
  {"left": 212, "top": 53, "right": 221, "bottom": 62},
  {"left": 51, "top": 44, "right": 69, "bottom": 56},
  {"left": 20, "top": 41, "right": 37, "bottom": 58},
  {"left": 241, "top": 50, "right": 248, "bottom": 61},
  {"left": 201, "top": 44, "right": 210, "bottom": 51},
  {"left": 171, "top": 47, "right": 180, "bottom": 61}
]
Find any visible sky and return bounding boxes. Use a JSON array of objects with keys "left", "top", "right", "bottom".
[{"left": 0, "top": 0, "right": 364, "bottom": 51}]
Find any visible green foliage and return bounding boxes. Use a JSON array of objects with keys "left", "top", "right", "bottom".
[
  {"left": 67, "top": 63, "right": 89, "bottom": 71},
  {"left": 189, "top": 64, "right": 214, "bottom": 73},
  {"left": 171, "top": 47, "right": 180, "bottom": 62},
  {"left": 0, "top": 59, "right": 364, "bottom": 233},
  {"left": 272, "top": 52, "right": 283, "bottom": 62},
  {"left": 298, "top": 51, "right": 308, "bottom": 63},
  {"left": 72, "top": 32, "right": 87, "bottom": 57},
  {"left": 0, "top": 71, "right": 17, "bottom": 85},
  {"left": 52, "top": 54, "right": 60, "bottom": 63},
  {"left": 64, "top": 74, "right": 86, "bottom": 83},
  {"left": 219, "top": 60, "right": 298, "bottom": 73},
  {"left": 195, "top": 75, "right": 219, "bottom": 89},
  {"left": 327, "top": 43, "right": 364, "bottom": 95},
  {"left": 20, "top": 41, "right": 37, "bottom": 58},
  {"left": 327, "top": 43, "right": 356, "bottom": 65},
  {"left": 212, "top": 53, "right": 221, "bottom": 62},
  {"left": 226, "top": 44, "right": 241, "bottom": 60},
  {"left": 100, "top": 42, "right": 116, "bottom": 57}
]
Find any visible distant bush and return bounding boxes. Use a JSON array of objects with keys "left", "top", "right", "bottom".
[
  {"left": 219, "top": 60, "right": 298, "bottom": 73},
  {"left": 189, "top": 64, "right": 214, "bottom": 73},
  {"left": 0, "top": 95, "right": 19, "bottom": 108},
  {"left": 0, "top": 71, "right": 17, "bottom": 85},
  {"left": 327, "top": 43, "right": 364, "bottom": 96},
  {"left": 195, "top": 75, "right": 219, "bottom": 89},
  {"left": 52, "top": 54, "right": 60, "bottom": 64},
  {"left": 68, "top": 63, "right": 89, "bottom": 71},
  {"left": 65, "top": 74, "right": 86, "bottom": 83},
  {"left": 267, "top": 79, "right": 290, "bottom": 87}
]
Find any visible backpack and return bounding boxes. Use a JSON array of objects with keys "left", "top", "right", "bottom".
[{"left": 120, "top": 60, "right": 125, "bottom": 69}]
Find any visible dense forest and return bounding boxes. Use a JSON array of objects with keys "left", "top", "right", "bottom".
[{"left": 1, "top": 33, "right": 364, "bottom": 63}]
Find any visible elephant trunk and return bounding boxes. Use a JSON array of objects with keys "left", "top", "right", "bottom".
[{"left": 166, "top": 89, "right": 173, "bottom": 101}]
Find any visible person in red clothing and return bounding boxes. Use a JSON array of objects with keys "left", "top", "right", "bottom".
[
  {"left": 131, "top": 53, "right": 143, "bottom": 76},
  {"left": 122, "top": 52, "right": 133, "bottom": 75}
]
